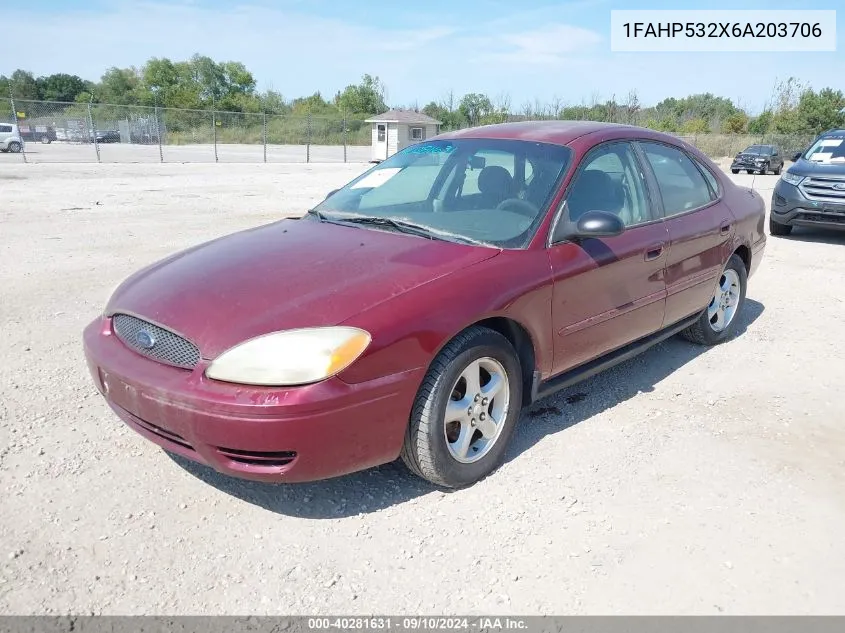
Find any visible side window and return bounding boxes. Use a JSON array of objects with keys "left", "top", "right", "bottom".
[
  {"left": 691, "top": 156, "right": 720, "bottom": 197},
  {"left": 639, "top": 142, "right": 714, "bottom": 216},
  {"left": 0, "top": 124, "right": 12, "bottom": 133},
  {"left": 565, "top": 142, "right": 651, "bottom": 227},
  {"left": 377, "top": 125, "right": 386, "bottom": 142}
]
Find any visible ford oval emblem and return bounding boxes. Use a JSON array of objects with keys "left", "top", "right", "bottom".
[{"left": 135, "top": 330, "right": 156, "bottom": 349}]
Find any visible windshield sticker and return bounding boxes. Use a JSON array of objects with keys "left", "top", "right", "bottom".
[
  {"left": 407, "top": 143, "right": 455, "bottom": 155},
  {"left": 351, "top": 168, "right": 402, "bottom": 189},
  {"left": 810, "top": 152, "right": 833, "bottom": 161},
  {"left": 819, "top": 139, "right": 844, "bottom": 147}
]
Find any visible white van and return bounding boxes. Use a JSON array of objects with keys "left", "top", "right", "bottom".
[{"left": 0, "top": 123, "right": 23, "bottom": 153}]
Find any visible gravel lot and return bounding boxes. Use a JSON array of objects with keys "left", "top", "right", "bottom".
[{"left": 1, "top": 161, "right": 844, "bottom": 615}]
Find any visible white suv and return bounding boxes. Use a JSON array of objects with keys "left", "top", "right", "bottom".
[{"left": 0, "top": 123, "right": 23, "bottom": 153}]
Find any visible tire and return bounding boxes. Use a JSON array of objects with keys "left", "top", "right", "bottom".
[
  {"left": 41, "top": 135, "right": 51, "bottom": 144},
  {"left": 731, "top": 169, "right": 739, "bottom": 174},
  {"left": 769, "top": 216, "right": 793, "bottom": 236},
  {"left": 7, "top": 141, "right": 21, "bottom": 153},
  {"left": 759, "top": 163, "right": 769, "bottom": 175},
  {"left": 746, "top": 169, "right": 754, "bottom": 174},
  {"left": 400, "top": 326, "right": 523, "bottom": 488},
  {"left": 774, "top": 163, "right": 782, "bottom": 175},
  {"left": 679, "top": 254, "right": 748, "bottom": 346}
]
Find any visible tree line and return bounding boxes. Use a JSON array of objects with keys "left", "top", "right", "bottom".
[{"left": 3, "top": 55, "right": 843, "bottom": 135}]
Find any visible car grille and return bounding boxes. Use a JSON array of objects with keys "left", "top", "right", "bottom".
[
  {"left": 112, "top": 313, "right": 201, "bottom": 369},
  {"left": 799, "top": 176, "right": 845, "bottom": 203}
]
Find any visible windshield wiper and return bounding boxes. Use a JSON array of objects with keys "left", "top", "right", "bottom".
[
  {"left": 306, "top": 208, "right": 327, "bottom": 221},
  {"left": 331, "top": 215, "right": 487, "bottom": 246}
]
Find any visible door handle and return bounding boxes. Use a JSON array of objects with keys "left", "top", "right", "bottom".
[
  {"left": 720, "top": 222, "right": 732, "bottom": 235},
  {"left": 644, "top": 242, "right": 664, "bottom": 261}
]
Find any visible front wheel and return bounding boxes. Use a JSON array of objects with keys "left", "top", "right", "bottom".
[
  {"left": 41, "top": 135, "right": 51, "bottom": 144},
  {"left": 400, "top": 326, "right": 523, "bottom": 488},
  {"left": 7, "top": 141, "right": 21, "bottom": 153},
  {"left": 731, "top": 169, "right": 739, "bottom": 174},
  {"left": 759, "top": 163, "right": 769, "bottom": 175},
  {"left": 774, "top": 163, "right": 782, "bottom": 175},
  {"left": 679, "top": 254, "right": 748, "bottom": 346}
]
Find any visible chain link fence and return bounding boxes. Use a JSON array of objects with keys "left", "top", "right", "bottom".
[
  {"left": 2, "top": 98, "right": 372, "bottom": 164},
  {"left": 2, "top": 98, "right": 817, "bottom": 165}
]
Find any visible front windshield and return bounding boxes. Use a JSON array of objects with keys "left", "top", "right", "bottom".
[
  {"left": 802, "top": 134, "right": 845, "bottom": 164},
  {"left": 313, "top": 138, "right": 572, "bottom": 248},
  {"left": 744, "top": 145, "right": 769, "bottom": 155}
]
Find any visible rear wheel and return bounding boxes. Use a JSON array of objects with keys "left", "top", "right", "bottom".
[
  {"left": 746, "top": 169, "right": 754, "bottom": 174},
  {"left": 41, "top": 135, "right": 51, "bottom": 144},
  {"left": 7, "top": 141, "right": 21, "bottom": 153},
  {"left": 400, "top": 326, "right": 523, "bottom": 488},
  {"left": 731, "top": 169, "right": 739, "bottom": 174},
  {"left": 769, "top": 216, "right": 793, "bottom": 236},
  {"left": 680, "top": 254, "right": 747, "bottom": 346}
]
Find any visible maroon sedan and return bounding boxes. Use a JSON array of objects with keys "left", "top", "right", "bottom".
[{"left": 83, "top": 121, "right": 766, "bottom": 488}]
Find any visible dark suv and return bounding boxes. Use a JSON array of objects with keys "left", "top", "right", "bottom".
[
  {"left": 770, "top": 129, "right": 845, "bottom": 236},
  {"left": 730, "top": 144, "right": 784, "bottom": 175}
]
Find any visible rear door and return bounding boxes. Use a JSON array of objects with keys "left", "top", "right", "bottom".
[
  {"left": 634, "top": 140, "right": 730, "bottom": 328},
  {"left": 547, "top": 140, "right": 669, "bottom": 375}
]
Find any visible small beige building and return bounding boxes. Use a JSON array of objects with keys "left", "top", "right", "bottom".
[{"left": 365, "top": 109, "right": 442, "bottom": 161}]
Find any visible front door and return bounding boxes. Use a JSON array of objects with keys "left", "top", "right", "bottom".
[{"left": 548, "top": 141, "right": 668, "bottom": 375}]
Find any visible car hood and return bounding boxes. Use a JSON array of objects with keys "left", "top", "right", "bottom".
[
  {"left": 106, "top": 217, "right": 500, "bottom": 358},
  {"left": 789, "top": 159, "right": 845, "bottom": 176}
]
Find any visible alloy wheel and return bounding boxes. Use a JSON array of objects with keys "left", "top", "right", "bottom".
[{"left": 443, "top": 357, "right": 510, "bottom": 464}]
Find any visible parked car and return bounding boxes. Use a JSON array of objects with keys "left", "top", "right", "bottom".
[
  {"left": 0, "top": 123, "right": 23, "bottom": 153},
  {"left": 770, "top": 128, "right": 845, "bottom": 236},
  {"left": 83, "top": 121, "right": 767, "bottom": 488},
  {"left": 18, "top": 124, "right": 57, "bottom": 144},
  {"left": 730, "top": 144, "right": 784, "bottom": 175},
  {"left": 90, "top": 130, "right": 121, "bottom": 143}
]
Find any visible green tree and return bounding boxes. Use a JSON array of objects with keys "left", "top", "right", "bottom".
[
  {"left": 290, "top": 92, "right": 337, "bottom": 116},
  {"left": 721, "top": 112, "right": 749, "bottom": 134},
  {"left": 97, "top": 67, "right": 141, "bottom": 104},
  {"left": 9, "top": 70, "right": 40, "bottom": 99},
  {"left": 458, "top": 93, "right": 493, "bottom": 126},
  {"left": 36, "top": 73, "right": 88, "bottom": 103},
  {"left": 680, "top": 118, "right": 710, "bottom": 134},
  {"left": 748, "top": 110, "right": 773, "bottom": 134},
  {"left": 334, "top": 74, "right": 387, "bottom": 115},
  {"left": 795, "top": 88, "right": 845, "bottom": 134}
]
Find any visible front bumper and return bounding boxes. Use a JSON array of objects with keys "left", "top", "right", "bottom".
[
  {"left": 771, "top": 180, "right": 845, "bottom": 231},
  {"left": 83, "top": 316, "right": 424, "bottom": 483},
  {"left": 731, "top": 160, "right": 767, "bottom": 172}
]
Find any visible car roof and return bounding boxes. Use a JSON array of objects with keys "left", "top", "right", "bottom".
[{"left": 435, "top": 120, "right": 645, "bottom": 145}]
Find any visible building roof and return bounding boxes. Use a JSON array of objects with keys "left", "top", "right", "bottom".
[{"left": 365, "top": 109, "right": 441, "bottom": 125}]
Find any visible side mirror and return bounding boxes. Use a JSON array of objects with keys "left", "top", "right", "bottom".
[
  {"left": 553, "top": 209, "right": 626, "bottom": 243},
  {"left": 792, "top": 151, "right": 803, "bottom": 162}
]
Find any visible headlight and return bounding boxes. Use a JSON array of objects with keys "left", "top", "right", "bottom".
[
  {"left": 205, "top": 327, "right": 371, "bottom": 386},
  {"left": 781, "top": 172, "right": 805, "bottom": 186}
]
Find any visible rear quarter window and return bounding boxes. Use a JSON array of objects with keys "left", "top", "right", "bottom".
[{"left": 0, "top": 125, "right": 12, "bottom": 133}]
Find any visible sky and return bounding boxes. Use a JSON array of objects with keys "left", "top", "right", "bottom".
[{"left": 2, "top": 0, "right": 843, "bottom": 113}]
